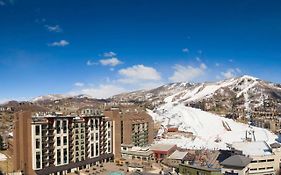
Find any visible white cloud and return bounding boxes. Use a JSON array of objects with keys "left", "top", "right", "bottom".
[
  {"left": 215, "top": 63, "right": 220, "bottom": 67},
  {"left": 0, "top": 1, "right": 5, "bottom": 6},
  {"left": 118, "top": 65, "right": 161, "bottom": 82},
  {"left": 221, "top": 69, "right": 235, "bottom": 79},
  {"left": 48, "top": 40, "right": 69, "bottom": 47},
  {"left": 86, "top": 60, "right": 98, "bottom": 66},
  {"left": 236, "top": 68, "right": 241, "bottom": 73},
  {"left": 45, "top": 25, "right": 62, "bottom": 32},
  {"left": 71, "top": 84, "right": 126, "bottom": 99},
  {"left": 103, "top": 51, "right": 117, "bottom": 57},
  {"left": 74, "top": 82, "right": 84, "bottom": 87},
  {"left": 169, "top": 63, "right": 207, "bottom": 82},
  {"left": 196, "top": 57, "right": 201, "bottom": 62},
  {"left": 182, "top": 48, "right": 189, "bottom": 53},
  {"left": 229, "top": 59, "right": 233, "bottom": 62},
  {"left": 220, "top": 68, "right": 242, "bottom": 79},
  {"left": 99, "top": 57, "right": 122, "bottom": 66}
]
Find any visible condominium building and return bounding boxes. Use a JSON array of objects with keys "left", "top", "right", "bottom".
[
  {"left": 13, "top": 108, "right": 114, "bottom": 175},
  {"left": 104, "top": 106, "right": 154, "bottom": 159}
]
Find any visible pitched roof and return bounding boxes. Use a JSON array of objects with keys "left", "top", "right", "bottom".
[
  {"left": 270, "top": 142, "right": 281, "bottom": 149},
  {"left": 221, "top": 155, "right": 252, "bottom": 168}
]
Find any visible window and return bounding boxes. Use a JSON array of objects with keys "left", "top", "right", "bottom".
[
  {"left": 267, "top": 159, "right": 274, "bottom": 162},
  {"left": 91, "top": 144, "right": 94, "bottom": 157},
  {"left": 36, "top": 152, "right": 41, "bottom": 169},
  {"left": 63, "top": 136, "right": 67, "bottom": 145},
  {"left": 57, "top": 149, "right": 61, "bottom": 165},
  {"left": 63, "top": 148, "right": 67, "bottom": 164},
  {"left": 35, "top": 125, "right": 40, "bottom": 135},
  {"left": 36, "top": 139, "right": 40, "bottom": 149},
  {"left": 108, "top": 122, "right": 111, "bottom": 128},
  {"left": 258, "top": 160, "right": 266, "bottom": 163},
  {"left": 95, "top": 119, "right": 99, "bottom": 129},
  {"left": 95, "top": 133, "right": 99, "bottom": 141},
  {"left": 56, "top": 120, "right": 61, "bottom": 133},
  {"left": 91, "top": 133, "right": 94, "bottom": 141},
  {"left": 108, "top": 131, "right": 111, "bottom": 138},
  {"left": 95, "top": 143, "right": 99, "bottom": 156},
  {"left": 108, "top": 142, "right": 111, "bottom": 153},
  {"left": 57, "top": 137, "right": 61, "bottom": 146},
  {"left": 63, "top": 120, "right": 67, "bottom": 133}
]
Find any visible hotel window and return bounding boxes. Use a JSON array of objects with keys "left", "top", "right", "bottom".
[
  {"left": 91, "top": 133, "right": 94, "bottom": 141},
  {"left": 63, "top": 120, "right": 67, "bottom": 133},
  {"left": 36, "top": 152, "right": 41, "bottom": 169},
  {"left": 57, "top": 149, "right": 61, "bottom": 165},
  {"left": 91, "top": 144, "right": 94, "bottom": 157},
  {"left": 56, "top": 120, "right": 61, "bottom": 133},
  {"left": 63, "top": 148, "right": 67, "bottom": 164},
  {"left": 95, "top": 133, "right": 99, "bottom": 141},
  {"left": 108, "top": 122, "right": 111, "bottom": 128},
  {"left": 63, "top": 136, "right": 67, "bottom": 145},
  {"left": 90, "top": 119, "right": 94, "bottom": 130},
  {"left": 35, "top": 138, "right": 40, "bottom": 149},
  {"left": 95, "top": 143, "right": 99, "bottom": 156},
  {"left": 57, "top": 137, "right": 61, "bottom": 146},
  {"left": 108, "top": 142, "right": 111, "bottom": 153},
  {"left": 95, "top": 119, "right": 99, "bottom": 129},
  {"left": 35, "top": 125, "right": 40, "bottom": 135}
]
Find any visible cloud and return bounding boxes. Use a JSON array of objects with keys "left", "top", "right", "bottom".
[
  {"left": 70, "top": 84, "right": 126, "bottom": 99},
  {"left": 228, "top": 59, "right": 233, "bottom": 62},
  {"left": 74, "top": 82, "right": 84, "bottom": 87},
  {"left": 215, "top": 63, "right": 220, "bottom": 67},
  {"left": 48, "top": 40, "right": 69, "bottom": 47},
  {"left": 182, "top": 48, "right": 189, "bottom": 53},
  {"left": 198, "top": 50, "right": 203, "bottom": 54},
  {"left": 45, "top": 25, "right": 62, "bottom": 33},
  {"left": 220, "top": 68, "right": 242, "bottom": 79},
  {"left": 196, "top": 57, "right": 201, "bottom": 62},
  {"left": 86, "top": 60, "right": 98, "bottom": 66},
  {"left": 118, "top": 65, "right": 161, "bottom": 83},
  {"left": 103, "top": 51, "right": 117, "bottom": 57},
  {"left": 169, "top": 63, "right": 207, "bottom": 82},
  {"left": 99, "top": 57, "right": 122, "bottom": 66}
]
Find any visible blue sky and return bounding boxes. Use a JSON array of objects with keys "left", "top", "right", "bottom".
[{"left": 0, "top": 0, "right": 281, "bottom": 100}]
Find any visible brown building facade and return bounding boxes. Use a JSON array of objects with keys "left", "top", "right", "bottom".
[
  {"left": 13, "top": 108, "right": 114, "bottom": 175},
  {"left": 105, "top": 107, "right": 154, "bottom": 159}
]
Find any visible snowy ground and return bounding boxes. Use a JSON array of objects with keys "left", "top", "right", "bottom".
[
  {"left": 148, "top": 98, "right": 278, "bottom": 150},
  {"left": 0, "top": 153, "right": 7, "bottom": 161}
]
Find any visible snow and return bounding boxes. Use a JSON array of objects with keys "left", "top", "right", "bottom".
[
  {"left": 0, "top": 153, "right": 7, "bottom": 161},
  {"left": 231, "top": 141, "right": 272, "bottom": 156},
  {"left": 148, "top": 100, "right": 277, "bottom": 150}
]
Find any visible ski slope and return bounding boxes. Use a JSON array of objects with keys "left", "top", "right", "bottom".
[{"left": 148, "top": 98, "right": 278, "bottom": 150}]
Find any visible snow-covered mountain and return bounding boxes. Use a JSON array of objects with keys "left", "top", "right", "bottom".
[
  {"left": 148, "top": 99, "right": 277, "bottom": 150},
  {"left": 31, "top": 94, "right": 70, "bottom": 102},
  {"left": 113, "top": 75, "right": 281, "bottom": 115}
]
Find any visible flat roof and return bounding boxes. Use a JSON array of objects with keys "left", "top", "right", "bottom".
[
  {"left": 231, "top": 141, "right": 272, "bottom": 156},
  {"left": 168, "top": 150, "right": 188, "bottom": 160},
  {"left": 150, "top": 144, "right": 176, "bottom": 152}
]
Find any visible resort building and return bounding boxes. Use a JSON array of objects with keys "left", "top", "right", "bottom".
[
  {"left": 225, "top": 141, "right": 281, "bottom": 175},
  {"left": 13, "top": 108, "right": 114, "bottom": 175}
]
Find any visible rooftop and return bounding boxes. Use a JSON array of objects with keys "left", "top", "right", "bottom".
[
  {"left": 221, "top": 155, "right": 252, "bottom": 168},
  {"left": 150, "top": 144, "right": 176, "bottom": 152},
  {"left": 168, "top": 150, "right": 188, "bottom": 160},
  {"left": 231, "top": 141, "right": 272, "bottom": 156}
]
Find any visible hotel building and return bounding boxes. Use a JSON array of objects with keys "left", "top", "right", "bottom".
[{"left": 13, "top": 108, "right": 114, "bottom": 175}]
